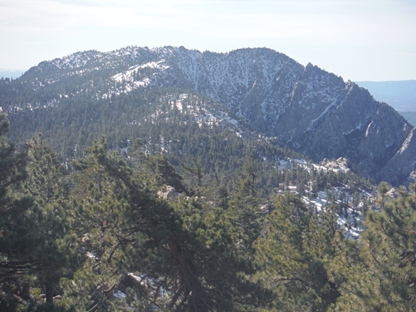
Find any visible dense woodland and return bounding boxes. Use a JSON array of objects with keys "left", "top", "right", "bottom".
[
  {"left": 1, "top": 105, "right": 416, "bottom": 311},
  {"left": 1, "top": 81, "right": 416, "bottom": 311}
]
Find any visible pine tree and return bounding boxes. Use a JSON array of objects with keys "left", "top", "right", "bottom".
[
  {"left": 352, "top": 184, "right": 416, "bottom": 310},
  {"left": 0, "top": 114, "right": 32, "bottom": 279},
  {"left": 253, "top": 193, "right": 341, "bottom": 311},
  {"left": 59, "top": 138, "right": 270, "bottom": 311},
  {"left": 22, "top": 134, "right": 71, "bottom": 304}
]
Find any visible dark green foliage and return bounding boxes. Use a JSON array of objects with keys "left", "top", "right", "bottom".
[
  {"left": 3, "top": 84, "right": 413, "bottom": 312},
  {"left": 6, "top": 87, "right": 299, "bottom": 193},
  {"left": 354, "top": 185, "right": 416, "bottom": 310},
  {"left": 144, "top": 153, "right": 188, "bottom": 194},
  {"left": 0, "top": 113, "right": 35, "bottom": 283},
  {"left": 56, "top": 138, "right": 271, "bottom": 311},
  {"left": 253, "top": 193, "right": 342, "bottom": 311},
  {"left": 22, "top": 134, "right": 71, "bottom": 303}
]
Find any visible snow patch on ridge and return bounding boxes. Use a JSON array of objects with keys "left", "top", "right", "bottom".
[
  {"left": 112, "top": 60, "right": 169, "bottom": 86},
  {"left": 306, "top": 100, "right": 338, "bottom": 131},
  {"left": 399, "top": 130, "right": 414, "bottom": 154}
]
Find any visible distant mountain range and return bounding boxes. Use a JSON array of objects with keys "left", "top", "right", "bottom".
[
  {"left": 357, "top": 80, "right": 416, "bottom": 126},
  {"left": 357, "top": 80, "right": 416, "bottom": 112},
  {"left": 1, "top": 46, "right": 415, "bottom": 186},
  {"left": 0, "top": 69, "right": 24, "bottom": 79}
]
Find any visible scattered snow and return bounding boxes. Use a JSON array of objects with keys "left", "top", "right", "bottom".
[
  {"left": 365, "top": 121, "right": 373, "bottom": 137},
  {"left": 86, "top": 251, "right": 97, "bottom": 260},
  {"left": 176, "top": 101, "right": 183, "bottom": 112},
  {"left": 399, "top": 130, "right": 414, "bottom": 154},
  {"left": 113, "top": 291, "right": 126, "bottom": 299},
  {"left": 111, "top": 60, "right": 169, "bottom": 92}
]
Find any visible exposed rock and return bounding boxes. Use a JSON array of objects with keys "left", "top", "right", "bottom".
[
  {"left": 379, "top": 128, "right": 416, "bottom": 186},
  {"left": 5, "top": 46, "right": 416, "bottom": 185},
  {"left": 157, "top": 185, "right": 181, "bottom": 200},
  {"left": 103, "top": 47, "right": 414, "bottom": 185},
  {"left": 385, "top": 188, "right": 398, "bottom": 199},
  {"left": 321, "top": 157, "right": 351, "bottom": 173}
]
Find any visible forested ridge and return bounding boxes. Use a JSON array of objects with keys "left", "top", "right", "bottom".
[
  {"left": 1, "top": 101, "right": 416, "bottom": 311},
  {"left": 2, "top": 45, "right": 415, "bottom": 186},
  {"left": 1, "top": 61, "right": 415, "bottom": 311}
]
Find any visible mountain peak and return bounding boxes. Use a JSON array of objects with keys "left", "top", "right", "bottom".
[{"left": 4, "top": 46, "right": 416, "bottom": 186}]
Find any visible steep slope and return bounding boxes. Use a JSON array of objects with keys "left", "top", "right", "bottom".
[
  {"left": 106, "top": 47, "right": 414, "bottom": 184},
  {"left": 379, "top": 128, "right": 416, "bottom": 185},
  {"left": 275, "top": 68, "right": 411, "bottom": 179},
  {"left": 1, "top": 46, "right": 415, "bottom": 185}
]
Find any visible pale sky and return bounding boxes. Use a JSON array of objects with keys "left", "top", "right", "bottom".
[{"left": 1, "top": 0, "right": 415, "bottom": 81}]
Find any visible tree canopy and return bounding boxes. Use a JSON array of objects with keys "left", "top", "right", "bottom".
[{"left": 1, "top": 111, "right": 414, "bottom": 311}]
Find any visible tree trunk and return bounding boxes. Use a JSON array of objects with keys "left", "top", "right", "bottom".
[
  {"left": 168, "top": 239, "right": 209, "bottom": 312},
  {"left": 21, "top": 281, "right": 30, "bottom": 301},
  {"left": 46, "top": 285, "right": 54, "bottom": 303}
]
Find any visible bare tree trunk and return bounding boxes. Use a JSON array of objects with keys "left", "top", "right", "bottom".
[
  {"left": 21, "top": 281, "right": 30, "bottom": 301},
  {"left": 46, "top": 284, "right": 54, "bottom": 303},
  {"left": 168, "top": 239, "right": 209, "bottom": 312}
]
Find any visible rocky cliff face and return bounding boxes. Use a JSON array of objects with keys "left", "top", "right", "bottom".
[
  {"left": 5, "top": 46, "right": 416, "bottom": 185},
  {"left": 379, "top": 128, "right": 416, "bottom": 185}
]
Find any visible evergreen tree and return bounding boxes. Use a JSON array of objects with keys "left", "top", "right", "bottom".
[
  {"left": 253, "top": 193, "right": 341, "bottom": 311},
  {"left": 59, "top": 138, "right": 270, "bottom": 311},
  {"left": 0, "top": 114, "right": 32, "bottom": 284},
  {"left": 22, "top": 134, "right": 71, "bottom": 304},
  {"left": 349, "top": 184, "right": 416, "bottom": 310}
]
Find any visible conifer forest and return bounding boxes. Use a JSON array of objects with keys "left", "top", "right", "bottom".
[{"left": 1, "top": 70, "right": 416, "bottom": 311}]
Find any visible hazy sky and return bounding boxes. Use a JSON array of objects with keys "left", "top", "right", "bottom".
[{"left": 1, "top": 0, "right": 415, "bottom": 81}]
